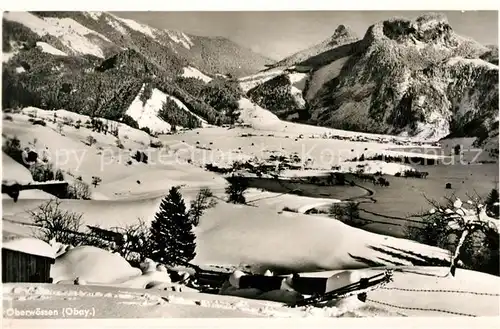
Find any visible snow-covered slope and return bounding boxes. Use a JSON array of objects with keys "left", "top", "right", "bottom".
[
  {"left": 3, "top": 12, "right": 112, "bottom": 58},
  {"left": 239, "top": 69, "right": 285, "bottom": 93},
  {"left": 270, "top": 25, "right": 359, "bottom": 69},
  {"left": 35, "top": 41, "right": 67, "bottom": 56},
  {"left": 237, "top": 97, "right": 282, "bottom": 129},
  {"left": 2, "top": 153, "right": 34, "bottom": 185},
  {"left": 305, "top": 56, "right": 350, "bottom": 100},
  {"left": 3, "top": 193, "right": 451, "bottom": 273},
  {"left": 126, "top": 84, "right": 209, "bottom": 133},
  {"left": 126, "top": 86, "right": 172, "bottom": 134},
  {"left": 166, "top": 30, "right": 195, "bottom": 50},
  {"left": 181, "top": 66, "right": 213, "bottom": 83}
]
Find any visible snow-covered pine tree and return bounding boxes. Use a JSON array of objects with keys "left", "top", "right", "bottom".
[{"left": 150, "top": 186, "right": 196, "bottom": 265}]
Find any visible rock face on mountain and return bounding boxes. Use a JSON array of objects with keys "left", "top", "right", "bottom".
[
  {"left": 246, "top": 13, "right": 499, "bottom": 144},
  {"left": 270, "top": 25, "right": 359, "bottom": 69}
]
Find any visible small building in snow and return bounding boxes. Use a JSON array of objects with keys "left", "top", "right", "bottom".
[{"left": 2, "top": 237, "right": 55, "bottom": 283}]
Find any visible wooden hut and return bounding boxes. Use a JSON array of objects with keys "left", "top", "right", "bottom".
[{"left": 2, "top": 238, "right": 56, "bottom": 283}]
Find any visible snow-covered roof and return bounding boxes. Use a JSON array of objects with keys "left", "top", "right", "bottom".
[{"left": 2, "top": 237, "right": 56, "bottom": 259}]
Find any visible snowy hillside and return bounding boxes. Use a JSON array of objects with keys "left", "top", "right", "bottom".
[
  {"left": 126, "top": 84, "right": 209, "bottom": 134},
  {"left": 3, "top": 12, "right": 115, "bottom": 58},
  {"left": 3, "top": 99, "right": 499, "bottom": 318},
  {"left": 2, "top": 12, "right": 253, "bottom": 131},
  {"left": 35, "top": 41, "right": 68, "bottom": 56},
  {"left": 182, "top": 66, "right": 213, "bottom": 83},
  {"left": 126, "top": 87, "right": 173, "bottom": 134}
]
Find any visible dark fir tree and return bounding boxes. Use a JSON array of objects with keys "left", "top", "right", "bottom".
[
  {"left": 225, "top": 175, "right": 249, "bottom": 204},
  {"left": 149, "top": 186, "right": 196, "bottom": 265},
  {"left": 486, "top": 188, "right": 499, "bottom": 218}
]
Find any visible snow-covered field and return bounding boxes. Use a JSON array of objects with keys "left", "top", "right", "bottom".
[
  {"left": 2, "top": 100, "right": 499, "bottom": 318},
  {"left": 4, "top": 265, "right": 499, "bottom": 318},
  {"left": 3, "top": 239, "right": 499, "bottom": 318}
]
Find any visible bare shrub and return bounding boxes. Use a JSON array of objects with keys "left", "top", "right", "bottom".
[
  {"left": 86, "top": 135, "right": 96, "bottom": 146},
  {"left": 328, "top": 202, "right": 364, "bottom": 228},
  {"left": 91, "top": 176, "right": 102, "bottom": 187},
  {"left": 29, "top": 199, "right": 83, "bottom": 245},
  {"left": 115, "top": 139, "right": 124, "bottom": 149},
  {"left": 406, "top": 195, "right": 499, "bottom": 276},
  {"left": 188, "top": 187, "right": 218, "bottom": 226},
  {"left": 3, "top": 136, "right": 22, "bottom": 160},
  {"left": 66, "top": 180, "right": 91, "bottom": 200},
  {"left": 113, "top": 218, "right": 154, "bottom": 265}
]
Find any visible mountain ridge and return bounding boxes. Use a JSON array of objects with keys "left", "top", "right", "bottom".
[
  {"left": 244, "top": 12, "right": 498, "bottom": 149},
  {"left": 2, "top": 11, "right": 498, "bottom": 154},
  {"left": 2, "top": 11, "right": 274, "bottom": 132}
]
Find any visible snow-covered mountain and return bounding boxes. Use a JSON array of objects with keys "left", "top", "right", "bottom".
[
  {"left": 3, "top": 11, "right": 498, "bottom": 151},
  {"left": 3, "top": 11, "right": 273, "bottom": 76},
  {"left": 3, "top": 11, "right": 272, "bottom": 130},
  {"left": 269, "top": 24, "right": 359, "bottom": 69},
  {"left": 243, "top": 13, "right": 499, "bottom": 148}
]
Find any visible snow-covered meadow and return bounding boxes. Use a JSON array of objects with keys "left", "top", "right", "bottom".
[{"left": 2, "top": 99, "right": 499, "bottom": 318}]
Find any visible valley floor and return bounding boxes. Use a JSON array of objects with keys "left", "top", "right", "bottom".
[{"left": 2, "top": 107, "right": 499, "bottom": 318}]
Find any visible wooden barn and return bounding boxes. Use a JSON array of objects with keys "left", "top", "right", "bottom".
[{"left": 2, "top": 237, "right": 56, "bottom": 283}]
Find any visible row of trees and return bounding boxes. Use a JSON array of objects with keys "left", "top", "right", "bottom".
[{"left": 157, "top": 97, "right": 202, "bottom": 129}]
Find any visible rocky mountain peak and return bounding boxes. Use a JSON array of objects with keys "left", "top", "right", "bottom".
[
  {"left": 364, "top": 13, "right": 456, "bottom": 46},
  {"left": 328, "top": 24, "right": 358, "bottom": 46}
]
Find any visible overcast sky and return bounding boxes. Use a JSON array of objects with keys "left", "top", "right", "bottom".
[{"left": 113, "top": 11, "right": 499, "bottom": 60}]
